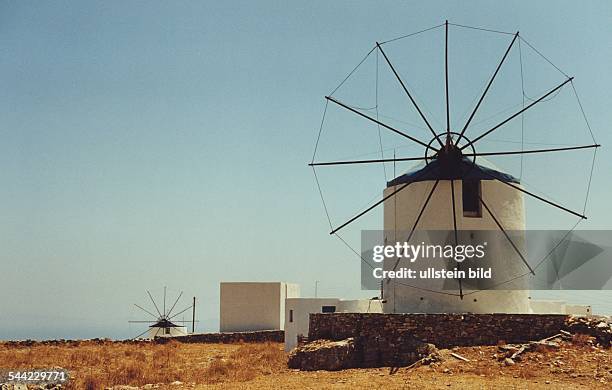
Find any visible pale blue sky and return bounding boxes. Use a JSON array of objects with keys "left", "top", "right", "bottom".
[{"left": 1, "top": 1, "right": 611, "bottom": 339}]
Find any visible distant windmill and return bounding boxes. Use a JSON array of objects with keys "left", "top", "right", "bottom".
[{"left": 130, "top": 287, "right": 196, "bottom": 339}]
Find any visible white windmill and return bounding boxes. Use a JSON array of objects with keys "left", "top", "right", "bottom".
[{"left": 310, "top": 21, "right": 599, "bottom": 314}]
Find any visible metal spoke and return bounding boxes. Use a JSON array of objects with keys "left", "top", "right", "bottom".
[
  {"left": 376, "top": 43, "right": 444, "bottom": 148},
  {"left": 309, "top": 155, "right": 429, "bottom": 167},
  {"left": 166, "top": 291, "right": 184, "bottom": 318},
  {"left": 169, "top": 305, "right": 193, "bottom": 320},
  {"left": 479, "top": 195, "right": 535, "bottom": 275},
  {"left": 134, "top": 304, "right": 158, "bottom": 320},
  {"left": 147, "top": 290, "right": 163, "bottom": 318},
  {"left": 329, "top": 164, "right": 439, "bottom": 243},
  {"left": 326, "top": 96, "right": 437, "bottom": 151},
  {"left": 330, "top": 182, "right": 411, "bottom": 235},
  {"left": 131, "top": 328, "right": 151, "bottom": 340},
  {"left": 456, "top": 32, "right": 519, "bottom": 144},
  {"left": 450, "top": 179, "right": 463, "bottom": 298},
  {"left": 461, "top": 77, "right": 573, "bottom": 150},
  {"left": 464, "top": 144, "right": 600, "bottom": 157},
  {"left": 389, "top": 180, "right": 441, "bottom": 275},
  {"left": 488, "top": 173, "right": 586, "bottom": 219},
  {"left": 445, "top": 20, "right": 450, "bottom": 138}
]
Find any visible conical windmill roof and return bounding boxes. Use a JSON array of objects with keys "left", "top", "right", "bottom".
[
  {"left": 149, "top": 318, "right": 181, "bottom": 328},
  {"left": 387, "top": 156, "right": 520, "bottom": 187}
]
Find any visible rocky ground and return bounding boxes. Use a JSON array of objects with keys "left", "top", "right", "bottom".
[{"left": 0, "top": 333, "right": 610, "bottom": 389}]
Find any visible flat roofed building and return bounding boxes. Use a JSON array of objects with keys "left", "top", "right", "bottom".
[{"left": 220, "top": 282, "right": 299, "bottom": 332}]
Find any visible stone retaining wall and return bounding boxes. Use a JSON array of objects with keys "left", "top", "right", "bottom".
[
  {"left": 1, "top": 330, "right": 284, "bottom": 347},
  {"left": 160, "top": 330, "right": 284, "bottom": 344},
  {"left": 309, "top": 313, "right": 569, "bottom": 349},
  {"left": 290, "top": 313, "right": 611, "bottom": 370}
]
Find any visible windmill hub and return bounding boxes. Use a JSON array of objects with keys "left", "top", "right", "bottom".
[
  {"left": 424, "top": 131, "right": 476, "bottom": 176},
  {"left": 438, "top": 142, "right": 463, "bottom": 165}
]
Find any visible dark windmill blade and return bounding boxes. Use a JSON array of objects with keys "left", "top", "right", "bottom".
[
  {"left": 460, "top": 77, "right": 574, "bottom": 151},
  {"left": 330, "top": 164, "right": 439, "bottom": 235},
  {"left": 131, "top": 328, "right": 151, "bottom": 341},
  {"left": 387, "top": 179, "right": 441, "bottom": 280},
  {"left": 456, "top": 32, "right": 519, "bottom": 144},
  {"left": 134, "top": 304, "right": 158, "bottom": 319},
  {"left": 478, "top": 169, "right": 587, "bottom": 220},
  {"left": 163, "top": 286, "right": 167, "bottom": 318},
  {"left": 479, "top": 195, "right": 534, "bottom": 275},
  {"left": 376, "top": 42, "right": 443, "bottom": 148},
  {"left": 166, "top": 291, "right": 184, "bottom": 318},
  {"left": 325, "top": 96, "right": 438, "bottom": 152},
  {"left": 464, "top": 144, "right": 600, "bottom": 158},
  {"left": 147, "top": 290, "right": 163, "bottom": 317},
  {"left": 449, "top": 179, "right": 463, "bottom": 298},
  {"left": 445, "top": 20, "right": 450, "bottom": 138},
  {"left": 168, "top": 304, "right": 193, "bottom": 320},
  {"left": 309, "top": 155, "right": 429, "bottom": 167}
]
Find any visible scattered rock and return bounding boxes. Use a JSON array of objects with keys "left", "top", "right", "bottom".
[
  {"left": 565, "top": 316, "right": 611, "bottom": 347},
  {"left": 288, "top": 336, "right": 439, "bottom": 371},
  {"left": 288, "top": 338, "right": 356, "bottom": 371}
]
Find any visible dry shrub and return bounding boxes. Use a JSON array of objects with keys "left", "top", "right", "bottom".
[
  {"left": 71, "top": 349, "right": 101, "bottom": 366},
  {"left": 572, "top": 333, "right": 592, "bottom": 347},
  {"left": 123, "top": 349, "right": 146, "bottom": 361},
  {"left": 202, "top": 342, "right": 286, "bottom": 384},
  {"left": 107, "top": 361, "right": 147, "bottom": 386},
  {"left": 81, "top": 373, "right": 103, "bottom": 390},
  {"left": 0, "top": 341, "right": 285, "bottom": 387}
]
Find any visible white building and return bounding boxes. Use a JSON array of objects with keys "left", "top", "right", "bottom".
[
  {"left": 284, "top": 297, "right": 383, "bottom": 351},
  {"left": 220, "top": 282, "right": 299, "bottom": 332}
]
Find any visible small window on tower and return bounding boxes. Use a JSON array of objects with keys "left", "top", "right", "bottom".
[
  {"left": 462, "top": 180, "right": 482, "bottom": 217},
  {"left": 164, "top": 328, "right": 170, "bottom": 335},
  {"left": 289, "top": 309, "right": 294, "bottom": 323}
]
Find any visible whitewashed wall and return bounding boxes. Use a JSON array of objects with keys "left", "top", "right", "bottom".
[
  {"left": 382, "top": 179, "right": 531, "bottom": 313},
  {"left": 220, "top": 282, "right": 300, "bottom": 332}
]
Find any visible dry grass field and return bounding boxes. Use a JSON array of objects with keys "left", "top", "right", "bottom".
[{"left": 0, "top": 338, "right": 610, "bottom": 389}]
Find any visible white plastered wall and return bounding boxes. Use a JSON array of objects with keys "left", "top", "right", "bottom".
[
  {"left": 382, "top": 179, "right": 531, "bottom": 314},
  {"left": 220, "top": 282, "right": 300, "bottom": 332}
]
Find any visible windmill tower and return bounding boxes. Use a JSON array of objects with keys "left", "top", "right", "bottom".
[{"left": 382, "top": 142, "right": 530, "bottom": 313}]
